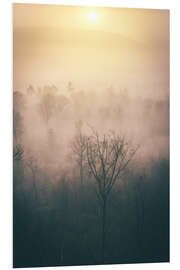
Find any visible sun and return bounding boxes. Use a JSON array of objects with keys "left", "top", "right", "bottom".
[{"left": 88, "top": 11, "right": 98, "bottom": 22}]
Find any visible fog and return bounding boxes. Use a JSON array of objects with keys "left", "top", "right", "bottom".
[{"left": 13, "top": 4, "right": 169, "bottom": 268}]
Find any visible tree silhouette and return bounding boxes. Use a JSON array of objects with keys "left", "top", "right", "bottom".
[
  {"left": 71, "top": 120, "right": 87, "bottom": 187},
  {"left": 39, "top": 93, "right": 55, "bottom": 124},
  {"left": 13, "top": 111, "right": 24, "bottom": 144},
  {"left": 86, "top": 127, "right": 139, "bottom": 263},
  {"left": 27, "top": 84, "right": 35, "bottom": 95},
  {"left": 67, "top": 81, "right": 74, "bottom": 93}
]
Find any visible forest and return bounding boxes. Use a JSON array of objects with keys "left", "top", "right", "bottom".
[{"left": 13, "top": 83, "right": 169, "bottom": 267}]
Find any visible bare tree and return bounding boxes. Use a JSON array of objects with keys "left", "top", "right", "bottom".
[
  {"left": 71, "top": 121, "right": 87, "bottom": 187},
  {"left": 86, "top": 127, "right": 139, "bottom": 263}
]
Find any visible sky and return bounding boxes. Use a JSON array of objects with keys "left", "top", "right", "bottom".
[
  {"left": 13, "top": 3, "right": 169, "bottom": 42},
  {"left": 13, "top": 4, "right": 169, "bottom": 95}
]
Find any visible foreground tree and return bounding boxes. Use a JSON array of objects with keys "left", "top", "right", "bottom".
[{"left": 86, "top": 128, "right": 139, "bottom": 263}]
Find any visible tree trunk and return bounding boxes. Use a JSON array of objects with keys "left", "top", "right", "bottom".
[{"left": 101, "top": 197, "right": 107, "bottom": 264}]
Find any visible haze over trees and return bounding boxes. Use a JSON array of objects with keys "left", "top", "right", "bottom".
[
  {"left": 13, "top": 81, "right": 169, "bottom": 267},
  {"left": 13, "top": 4, "right": 169, "bottom": 268}
]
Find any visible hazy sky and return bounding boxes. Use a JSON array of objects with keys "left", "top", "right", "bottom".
[
  {"left": 13, "top": 4, "right": 169, "bottom": 92},
  {"left": 14, "top": 4, "right": 169, "bottom": 43}
]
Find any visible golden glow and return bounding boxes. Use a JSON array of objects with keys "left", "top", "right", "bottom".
[{"left": 88, "top": 11, "right": 98, "bottom": 22}]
